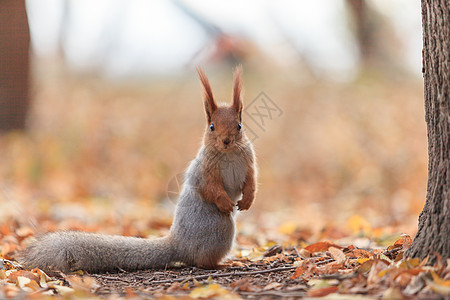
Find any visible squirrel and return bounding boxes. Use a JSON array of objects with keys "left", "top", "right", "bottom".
[{"left": 20, "top": 66, "right": 257, "bottom": 274}]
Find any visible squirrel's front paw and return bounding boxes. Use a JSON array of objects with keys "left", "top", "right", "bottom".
[
  {"left": 237, "top": 196, "right": 253, "bottom": 211},
  {"left": 216, "top": 195, "right": 234, "bottom": 215}
]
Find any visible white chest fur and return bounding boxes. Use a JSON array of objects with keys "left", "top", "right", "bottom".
[{"left": 219, "top": 151, "right": 247, "bottom": 201}]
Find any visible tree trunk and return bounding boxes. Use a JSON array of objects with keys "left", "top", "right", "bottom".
[
  {"left": 0, "top": 0, "right": 30, "bottom": 132},
  {"left": 405, "top": 0, "right": 449, "bottom": 263}
]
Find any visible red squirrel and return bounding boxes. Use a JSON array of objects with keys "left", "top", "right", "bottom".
[{"left": 21, "top": 66, "right": 257, "bottom": 273}]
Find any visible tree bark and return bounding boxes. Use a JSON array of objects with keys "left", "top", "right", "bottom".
[
  {"left": 0, "top": 0, "right": 30, "bottom": 132},
  {"left": 405, "top": 0, "right": 449, "bottom": 263}
]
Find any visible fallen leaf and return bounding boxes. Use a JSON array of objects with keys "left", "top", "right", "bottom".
[
  {"left": 305, "top": 241, "right": 337, "bottom": 253},
  {"left": 347, "top": 215, "right": 372, "bottom": 235},
  {"left": 49, "top": 284, "right": 75, "bottom": 296},
  {"left": 263, "top": 282, "right": 283, "bottom": 291},
  {"left": 329, "top": 247, "right": 347, "bottom": 264},
  {"left": 307, "top": 286, "right": 338, "bottom": 297},
  {"left": 8, "top": 270, "right": 39, "bottom": 285},
  {"left": 230, "top": 278, "right": 261, "bottom": 292},
  {"left": 66, "top": 275, "right": 99, "bottom": 294},
  {"left": 367, "top": 259, "right": 390, "bottom": 285},
  {"left": 401, "top": 234, "right": 412, "bottom": 250},
  {"left": 382, "top": 287, "right": 404, "bottom": 299},
  {"left": 299, "top": 248, "right": 311, "bottom": 258},
  {"left": 290, "top": 265, "right": 307, "bottom": 280},
  {"left": 245, "top": 247, "right": 266, "bottom": 261},
  {"left": 278, "top": 222, "right": 298, "bottom": 235},
  {"left": 190, "top": 284, "right": 235, "bottom": 299},
  {"left": 357, "top": 258, "right": 370, "bottom": 264}
]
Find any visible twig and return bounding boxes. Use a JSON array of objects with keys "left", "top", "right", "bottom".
[
  {"left": 239, "top": 290, "right": 306, "bottom": 297},
  {"left": 293, "top": 246, "right": 305, "bottom": 260},
  {"left": 89, "top": 274, "right": 134, "bottom": 283},
  {"left": 148, "top": 266, "right": 298, "bottom": 285},
  {"left": 316, "top": 259, "right": 334, "bottom": 266}
]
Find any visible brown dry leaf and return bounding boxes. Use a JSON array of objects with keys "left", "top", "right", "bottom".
[
  {"left": 329, "top": 247, "right": 347, "bottom": 264},
  {"left": 17, "top": 276, "right": 41, "bottom": 291},
  {"left": 290, "top": 265, "right": 307, "bottom": 280},
  {"left": 401, "top": 234, "right": 413, "bottom": 250},
  {"left": 382, "top": 287, "right": 404, "bottom": 299},
  {"left": 307, "top": 286, "right": 338, "bottom": 297},
  {"left": 304, "top": 241, "right": 337, "bottom": 253},
  {"left": 190, "top": 283, "right": 238, "bottom": 299},
  {"left": 367, "top": 259, "right": 390, "bottom": 285},
  {"left": 275, "top": 253, "right": 291, "bottom": 263},
  {"left": 229, "top": 260, "right": 245, "bottom": 267},
  {"left": 66, "top": 275, "right": 99, "bottom": 295},
  {"left": 49, "top": 284, "right": 75, "bottom": 296},
  {"left": 124, "top": 286, "right": 138, "bottom": 297},
  {"left": 263, "top": 282, "right": 283, "bottom": 291},
  {"left": 393, "top": 238, "right": 403, "bottom": 247},
  {"left": 299, "top": 248, "right": 311, "bottom": 258},
  {"left": 16, "top": 226, "right": 34, "bottom": 238},
  {"left": 167, "top": 282, "right": 188, "bottom": 293},
  {"left": 3, "top": 285, "right": 20, "bottom": 298},
  {"left": 394, "top": 272, "right": 414, "bottom": 288},
  {"left": 32, "top": 268, "right": 52, "bottom": 286},
  {"left": 245, "top": 247, "right": 266, "bottom": 262},
  {"left": 7, "top": 270, "right": 40, "bottom": 285},
  {"left": 348, "top": 248, "right": 371, "bottom": 259},
  {"left": 230, "top": 278, "right": 261, "bottom": 292}
]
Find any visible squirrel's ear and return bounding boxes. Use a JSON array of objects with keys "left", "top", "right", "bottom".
[
  {"left": 197, "top": 67, "right": 217, "bottom": 123},
  {"left": 232, "top": 65, "right": 243, "bottom": 120}
]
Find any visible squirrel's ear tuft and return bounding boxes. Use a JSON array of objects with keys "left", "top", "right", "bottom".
[
  {"left": 197, "top": 67, "right": 217, "bottom": 123},
  {"left": 232, "top": 65, "right": 243, "bottom": 120}
]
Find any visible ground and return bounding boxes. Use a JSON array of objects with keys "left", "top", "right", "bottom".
[{"left": 0, "top": 65, "right": 449, "bottom": 298}]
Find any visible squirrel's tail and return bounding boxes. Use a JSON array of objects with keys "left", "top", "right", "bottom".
[{"left": 20, "top": 231, "right": 177, "bottom": 273}]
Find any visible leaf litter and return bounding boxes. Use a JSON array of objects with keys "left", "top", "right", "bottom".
[{"left": 1, "top": 217, "right": 449, "bottom": 299}]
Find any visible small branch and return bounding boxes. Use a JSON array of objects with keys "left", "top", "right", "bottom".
[
  {"left": 239, "top": 290, "right": 306, "bottom": 297},
  {"left": 316, "top": 259, "right": 334, "bottom": 266},
  {"left": 148, "top": 266, "right": 298, "bottom": 285}
]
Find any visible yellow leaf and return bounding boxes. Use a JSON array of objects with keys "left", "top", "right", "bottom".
[
  {"left": 50, "top": 284, "right": 75, "bottom": 296},
  {"left": 426, "top": 274, "right": 450, "bottom": 295},
  {"left": 278, "top": 222, "right": 297, "bottom": 235},
  {"left": 431, "top": 271, "right": 450, "bottom": 287},
  {"left": 190, "top": 284, "right": 234, "bottom": 299},
  {"left": 357, "top": 258, "right": 370, "bottom": 264},
  {"left": 406, "top": 258, "right": 421, "bottom": 268},
  {"left": 246, "top": 248, "right": 266, "bottom": 262},
  {"left": 347, "top": 215, "right": 372, "bottom": 235}
]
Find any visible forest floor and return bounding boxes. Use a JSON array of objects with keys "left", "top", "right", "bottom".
[
  {"left": 1, "top": 67, "right": 449, "bottom": 298},
  {"left": 1, "top": 216, "right": 449, "bottom": 299}
]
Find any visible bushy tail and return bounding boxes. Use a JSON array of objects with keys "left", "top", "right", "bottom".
[{"left": 20, "top": 231, "right": 176, "bottom": 274}]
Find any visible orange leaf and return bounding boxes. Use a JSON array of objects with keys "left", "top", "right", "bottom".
[
  {"left": 307, "top": 286, "right": 338, "bottom": 297},
  {"left": 7, "top": 270, "right": 39, "bottom": 285},
  {"left": 401, "top": 234, "right": 413, "bottom": 250},
  {"left": 290, "top": 266, "right": 307, "bottom": 280},
  {"left": 393, "top": 238, "right": 403, "bottom": 247},
  {"left": 304, "top": 241, "right": 336, "bottom": 253}
]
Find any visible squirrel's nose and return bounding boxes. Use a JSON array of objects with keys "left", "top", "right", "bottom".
[{"left": 223, "top": 138, "right": 231, "bottom": 145}]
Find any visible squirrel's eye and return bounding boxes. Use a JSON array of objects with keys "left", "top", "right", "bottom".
[
  {"left": 237, "top": 123, "right": 242, "bottom": 131},
  {"left": 210, "top": 123, "right": 215, "bottom": 131}
]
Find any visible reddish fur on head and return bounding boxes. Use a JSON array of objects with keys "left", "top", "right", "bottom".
[{"left": 197, "top": 66, "right": 245, "bottom": 152}]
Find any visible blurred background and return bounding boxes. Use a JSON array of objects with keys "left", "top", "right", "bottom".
[{"left": 0, "top": 0, "right": 426, "bottom": 242}]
